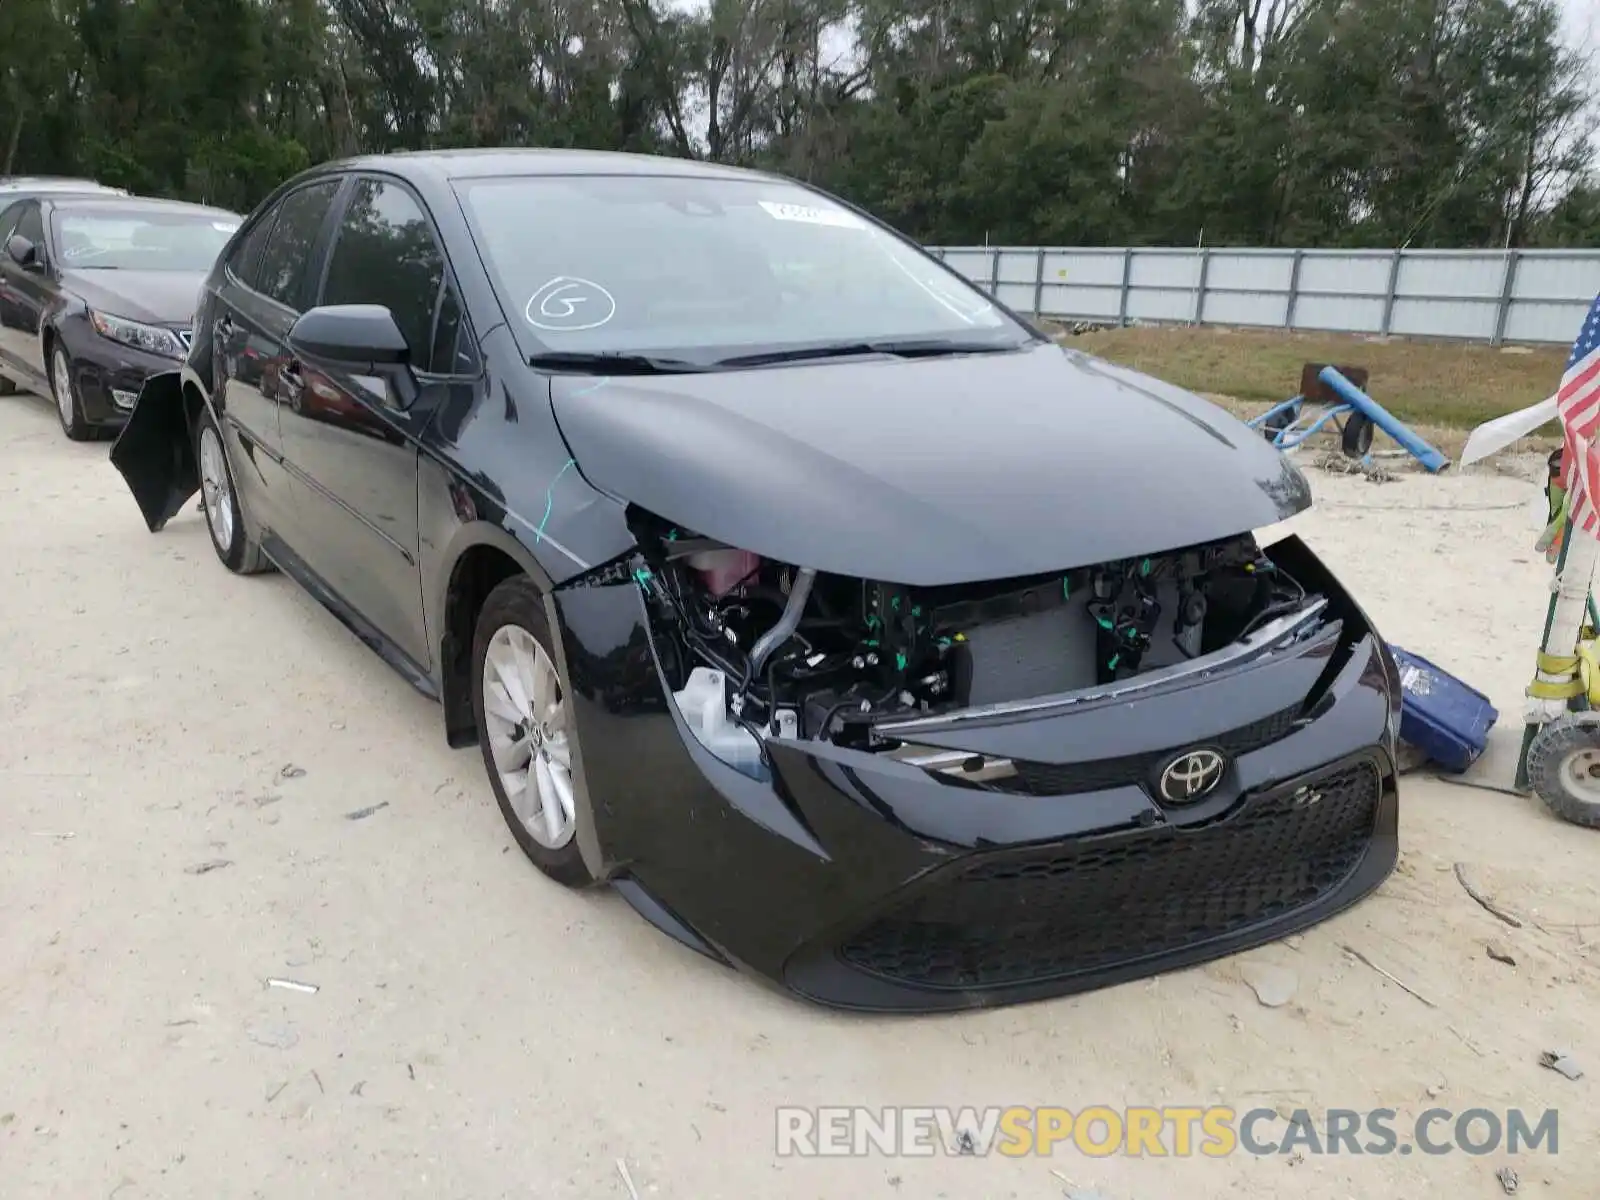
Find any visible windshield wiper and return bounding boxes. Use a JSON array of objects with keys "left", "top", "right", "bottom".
[
  {"left": 528, "top": 351, "right": 711, "bottom": 375},
  {"left": 714, "top": 338, "right": 1018, "bottom": 368}
]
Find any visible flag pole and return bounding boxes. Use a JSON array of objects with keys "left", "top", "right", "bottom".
[
  {"left": 1500, "top": 290, "right": 1600, "bottom": 790},
  {"left": 1516, "top": 511, "right": 1597, "bottom": 790}
]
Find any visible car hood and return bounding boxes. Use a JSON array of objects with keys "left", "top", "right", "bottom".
[
  {"left": 549, "top": 340, "right": 1311, "bottom": 585},
  {"left": 60, "top": 269, "right": 201, "bottom": 326}
]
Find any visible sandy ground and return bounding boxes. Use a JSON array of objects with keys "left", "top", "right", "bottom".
[{"left": 1, "top": 390, "right": 1596, "bottom": 1200}]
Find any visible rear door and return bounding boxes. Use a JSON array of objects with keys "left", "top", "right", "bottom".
[
  {"left": 278, "top": 174, "right": 475, "bottom": 674},
  {"left": 209, "top": 177, "right": 344, "bottom": 545},
  {"left": 0, "top": 201, "right": 54, "bottom": 390}
]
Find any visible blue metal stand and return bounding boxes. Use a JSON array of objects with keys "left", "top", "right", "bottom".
[
  {"left": 1249, "top": 395, "right": 1340, "bottom": 449},
  {"left": 1245, "top": 366, "right": 1451, "bottom": 474},
  {"left": 1318, "top": 366, "right": 1451, "bottom": 473}
]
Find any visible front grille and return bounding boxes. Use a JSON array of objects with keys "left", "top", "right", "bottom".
[
  {"left": 1010, "top": 705, "right": 1303, "bottom": 795},
  {"left": 837, "top": 760, "right": 1381, "bottom": 991}
]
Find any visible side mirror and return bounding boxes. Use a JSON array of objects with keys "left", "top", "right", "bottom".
[
  {"left": 6, "top": 234, "right": 39, "bottom": 270},
  {"left": 288, "top": 304, "right": 416, "bottom": 408}
]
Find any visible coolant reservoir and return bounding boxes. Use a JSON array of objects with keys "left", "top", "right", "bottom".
[
  {"left": 688, "top": 548, "right": 761, "bottom": 597},
  {"left": 672, "top": 667, "right": 765, "bottom": 777}
]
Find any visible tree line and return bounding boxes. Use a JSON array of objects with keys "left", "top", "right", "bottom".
[{"left": 2, "top": 0, "right": 1595, "bottom": 249}]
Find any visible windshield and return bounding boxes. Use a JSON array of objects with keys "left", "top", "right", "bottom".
[
  {"left": 454, "top": 174, "right": 1030, "bottom": 361},
  {"left": 52, "top": 207, "right": 240, "bottom": 271}
]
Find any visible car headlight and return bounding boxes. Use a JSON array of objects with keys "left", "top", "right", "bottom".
[{"left": 88, "top": 310, "right": 187, "bottom": 360}]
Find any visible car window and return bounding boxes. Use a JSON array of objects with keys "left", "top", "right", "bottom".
[
  {"left": 320, "top": 177, "right": 451, "bottom": 369},
  {"left": 0, "top": 201, "right": 23, "bottom": 243},
  {"left": 428, "top": 280, "right": 476, "bottom": 375},
  {"left": 226, "top": 207, "right": 280, "bottom": 289},
  {"left": 253, "top": 179, "right": 341, "bottom": 311},
  {"left": 15, "top": 203, "right": 44, "bottom": 252}
]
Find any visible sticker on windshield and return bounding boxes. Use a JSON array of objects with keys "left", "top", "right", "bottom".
[
  {"left": 525, "top": 276, "right": 616, "bottom": 331},
  {"left": 757, "top": 200, "right": 865, "bottom": 229},
  {"left": 213, "top": 221, "right": 240, "bottom": 233}
]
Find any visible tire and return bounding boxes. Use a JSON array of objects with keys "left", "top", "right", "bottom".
[
  {"left": 50, "top": 345, "right": 93, "bottom": 442},
  {"left": 1526, "top": 714, "right": 1600, "bottom": 829},
  {"left": 471, "top": 574, "right": 596, "bottom": 887},
  {"left": 0, "top": 374, "right": 17, "bottom": 396},
  {"left": 194, "top": 405, "right": 271, "bottom": 575},
  {"left": 1260, "top": 403, "right": 1297, "bottom": 445},
  {"left": 1341, "top": 411, "right": 1374, "bottom": 458}
]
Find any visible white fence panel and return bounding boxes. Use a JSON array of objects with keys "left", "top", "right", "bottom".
[{"left": 929, "top": 243, "right": 1600, "bottom": 345}]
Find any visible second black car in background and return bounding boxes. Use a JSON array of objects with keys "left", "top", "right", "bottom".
[{"left": 0, "top": 193, "right": 240, "bottom": 438}]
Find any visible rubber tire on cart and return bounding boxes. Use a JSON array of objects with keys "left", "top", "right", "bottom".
[
  {"left": 1341, "top": 411, "right": 1375, "bottom": 459},
  {"left": 195, "top": 404, "right": 272, "bottom": 575},
  {"left": 471, "top": 574, "right": 598, "bottom": 889},
  {"left": 1260, "top": 402, "right": 1298, "bottom": 446},
  {"left": 1526, "top": 714, "right": 1600, "bottom": 829}
]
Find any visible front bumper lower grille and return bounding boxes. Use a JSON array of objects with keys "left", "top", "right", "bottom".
[{"left": 837, "top": 759, "right": 1381, "bottom": 991}]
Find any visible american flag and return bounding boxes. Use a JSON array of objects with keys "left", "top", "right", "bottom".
[{"left": 1559, "top": 292, "right": 1600, "bottom": 537}]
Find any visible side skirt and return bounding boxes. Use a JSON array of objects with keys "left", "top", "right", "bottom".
[{"left": 259, "top": 530, "right": 440, "bottom": 703}]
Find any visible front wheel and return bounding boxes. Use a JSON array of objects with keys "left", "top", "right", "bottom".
[
  {"left": 195, "top": 406, "right": 271, "bottom": 575},
  {"left": 471, "top": 575, "right": 595, "bottom": 887},
  {"left": 51, "top": 346, "right": 92, "bottom": 441}
]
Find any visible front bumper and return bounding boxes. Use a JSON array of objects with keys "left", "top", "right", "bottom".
[
  {"left": 785, "top": 752, "right": 1393, "bottom": 1009},
  {"left": 62, "top": 323, "right": 184, "bottom": 427},
  {"left": 553, "top": 536, "right": 1400, "bottom": 1013}
]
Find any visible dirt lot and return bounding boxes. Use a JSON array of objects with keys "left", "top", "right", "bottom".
[{"left": 2, "top": 389, "right": 1597, "bottom": 1199}]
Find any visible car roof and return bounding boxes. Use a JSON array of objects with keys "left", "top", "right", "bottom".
[
  {"left": 0, "top": 180, "right": 128, "bottom": 196},
  {"left": 309, "top": 147, "right": 779, "bottom": 186},
  {"left": 0, "top": 175, "right": 109, "bottom": 184},
  {"left": 44, "top": 195, "right": 239, "bottom": 220}
]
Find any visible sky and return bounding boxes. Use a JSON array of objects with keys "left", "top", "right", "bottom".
[{"left": 1562, "top": 0, "right": 1600, "bottom": 54}]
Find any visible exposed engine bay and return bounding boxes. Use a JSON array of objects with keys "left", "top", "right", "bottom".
[{"left": 628, "top": 508, "right": 1328, "bottom": 770}]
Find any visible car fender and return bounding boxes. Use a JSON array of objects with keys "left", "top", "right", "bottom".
[{"left": 430, "top": 517, "right": 556, "bottom": 628}]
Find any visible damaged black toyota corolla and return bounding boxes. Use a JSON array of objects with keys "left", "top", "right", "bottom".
[{"left": 110, "top": 150, "right": 1400, "bottom": 1012}]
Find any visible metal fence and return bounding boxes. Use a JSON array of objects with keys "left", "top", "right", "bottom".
[{"left": 928, "top": 245, "right": 1600, "bottom": 346}]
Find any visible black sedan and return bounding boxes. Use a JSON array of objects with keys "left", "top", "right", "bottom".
[
  {"left": 110, "top": 149, "right": 1400, "bottom": 1013},
  {"left": 0, "top": 194, "right": 240, "bottom": 439}
]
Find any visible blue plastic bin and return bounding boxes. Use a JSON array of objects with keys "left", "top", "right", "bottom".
[{"left": 1387, "top": 645, "right": 1499, "bottom": 773}]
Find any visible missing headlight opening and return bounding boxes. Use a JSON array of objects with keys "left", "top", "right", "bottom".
[{"left": 628, "top": 508, "right": 1330, "bottom": 782}]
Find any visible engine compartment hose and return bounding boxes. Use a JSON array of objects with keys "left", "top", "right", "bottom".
[{"left": 748, "top": 567, "right": 819, "bottom": 679}]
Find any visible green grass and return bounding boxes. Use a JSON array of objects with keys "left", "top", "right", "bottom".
[{"left": 1065, "top": 324, "right": 1566, "bottom": 457}]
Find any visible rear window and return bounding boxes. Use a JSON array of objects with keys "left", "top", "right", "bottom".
[{"left": 252, "top": 180, "right": 341, "bottom": 310}]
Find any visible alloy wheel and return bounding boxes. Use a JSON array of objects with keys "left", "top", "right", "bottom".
[
  {"left": 482, "top": 624, "right": 576, "bottom": 849},
  {"left": 198, "top": 425, "right": 235, "bottom": 552},
  {"left": 52, "top": 349, "right": 74, "bottom": 427}
]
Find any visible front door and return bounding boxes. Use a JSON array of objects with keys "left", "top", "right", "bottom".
[
  {"left": 278, "top": 175, "right": 462, "bottom": 674},
  {"left": 0, "top": 202, "right": 55, "bottom": 392}
]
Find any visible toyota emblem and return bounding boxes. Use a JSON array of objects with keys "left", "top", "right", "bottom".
[{"left": 1158, "top": 749, "right": 1226, "bottom": 803}]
